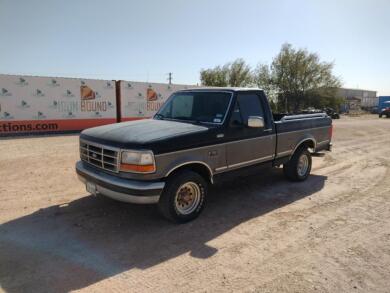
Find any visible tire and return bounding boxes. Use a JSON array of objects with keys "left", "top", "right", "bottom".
[
  {"left": 158, "top": 170, "right": 208, "bottom": 223},
  {"left": 283, "top": 147, "right": 312, "bottom": 181},
  {"left": 379, "top": 114, "right": 382, "bottom": 118}
]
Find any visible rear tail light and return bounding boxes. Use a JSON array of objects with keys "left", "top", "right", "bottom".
[{"left": 329, "top": 124, "right": 333, "bottom": 139}]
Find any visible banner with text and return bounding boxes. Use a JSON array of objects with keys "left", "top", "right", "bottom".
[
  {"left": 0, "top": 74, "right": 117, "bottom": 134},
  {"left": 118, "top": 80, "right": 194, "bottom": 121}
]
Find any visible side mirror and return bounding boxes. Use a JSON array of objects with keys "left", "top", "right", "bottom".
[{"left": 247, "top": 116, "right": 265, "bottom": 128}]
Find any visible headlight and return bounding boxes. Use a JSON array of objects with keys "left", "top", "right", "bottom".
[{"left": 120, "top": 150, "right": 156, "bottom": 173}]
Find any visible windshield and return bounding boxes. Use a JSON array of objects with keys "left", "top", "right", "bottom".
[{"left": 155, "top": 91, "right": 232, "bottom": 124}]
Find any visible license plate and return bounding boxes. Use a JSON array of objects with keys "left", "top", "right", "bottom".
[{"left": 86, "top": 182, "right": 97, "bottom": 195}]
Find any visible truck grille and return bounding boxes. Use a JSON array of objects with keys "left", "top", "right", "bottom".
[{"left": 80, "top": 140, "right": 120, "bottom": 173}]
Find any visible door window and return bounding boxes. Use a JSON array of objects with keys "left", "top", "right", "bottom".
[{"left": 231, "top": 93, "right": 265, "bottom": 125}]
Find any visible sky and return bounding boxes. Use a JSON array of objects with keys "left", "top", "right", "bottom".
[{"left": 1, "top": 0, "right": 389, "bottom": 95}]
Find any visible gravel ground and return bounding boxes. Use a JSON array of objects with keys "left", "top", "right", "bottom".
[{"left": 0, "top": 115, "right": 390, "bottom": 293}]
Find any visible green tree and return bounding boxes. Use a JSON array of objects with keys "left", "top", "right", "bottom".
[
  {"left": 199, "top": 64, "right": 229, "bottom": 87},
  {"left": 254, "top": 44, "right": 342, "bottom": 112},
  {"left": 200, "top": 58, "right": 253, "bottom": 87}
]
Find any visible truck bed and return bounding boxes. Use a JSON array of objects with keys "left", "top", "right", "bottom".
[{"left": 273, "top": 113, "right": 332, "bottom": 159}]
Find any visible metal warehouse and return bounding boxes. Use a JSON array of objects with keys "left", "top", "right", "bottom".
[{"left": 337, "top": 87, "right": 377, "bottom": 111}]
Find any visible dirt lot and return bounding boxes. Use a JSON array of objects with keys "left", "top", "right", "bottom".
[{"left": 0, "top": 115, "right": 390, "bottom": 293}]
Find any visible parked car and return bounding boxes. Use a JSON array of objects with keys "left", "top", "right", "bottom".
[
  {"left": 324, "top": 107, "right": 340, "bottom": 119},
  {"left": 379, "top": 101, "right": 390, "bottom": 118},
  {"left": 301, "top": 107, "right": 339, "bottom": 119},
  {"left": 76, "top": 88, "right": 333, "bottom": 223},
  {"left": 301, "top": 107, "right": 322, "bottom": 114},
  {"left": 371, "top": 106, "right": 379, "bottom": 114}
]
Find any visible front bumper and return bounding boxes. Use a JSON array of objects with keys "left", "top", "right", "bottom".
[{"left": 76, "top": 161, "right": 164, "bottom": 204}]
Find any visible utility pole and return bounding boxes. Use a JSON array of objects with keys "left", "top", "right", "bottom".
[{"left": 168, "top": 72, "right": 172, "bottom": 85}]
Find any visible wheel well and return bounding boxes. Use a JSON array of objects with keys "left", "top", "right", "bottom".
[
  {"left": 166, "top": 163, "right": 213, "bottom": 184},
  {"left": 294, "top": 139, "right": 315, "bottom": 153}
]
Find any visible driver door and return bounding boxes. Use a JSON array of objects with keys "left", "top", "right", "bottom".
[{"left": 225, "top": 92, "right": 275, "bottom": 169}]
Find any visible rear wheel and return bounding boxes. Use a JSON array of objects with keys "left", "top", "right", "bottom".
[
  {"left": 158, "top": 170, "right": 208, "bottom": 223},
  {"left": 379, "top": 114, "right": 382, "bottom": 118},
  {"left": 283, "top": 147, "right": 312, "bottom": 181}
]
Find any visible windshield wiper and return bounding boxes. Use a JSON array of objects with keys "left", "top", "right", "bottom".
[
  {"left": 173, "top": 116, "right": 191, "bottom": 120},
  {"left": 154, "top": 113, "right": 165, "bottom": 120},
  {"left": 172, "top": 116, "right": 204, "bottom": 124}
]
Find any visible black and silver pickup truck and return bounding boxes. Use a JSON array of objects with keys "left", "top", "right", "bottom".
[{"left": 76, "top": 88, "right": 332, "bottom": 223}]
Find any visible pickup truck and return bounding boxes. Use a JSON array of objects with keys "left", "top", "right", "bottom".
[{"left": 76, "top": 88, "right": 332, "bottom": 223}]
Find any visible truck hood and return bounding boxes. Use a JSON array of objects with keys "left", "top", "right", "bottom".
[{"left": 80, "top": 119, "right": 209, "bottom": 147}]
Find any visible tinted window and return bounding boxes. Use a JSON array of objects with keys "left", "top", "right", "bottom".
[
  {"left": 234, "top": 93, "right": 265, "bottom": 124},
  {"left": 230, "top": 102, "right": 243, "bottom": 125},
  {"left": 171, "top": 95, "right": 193, "bottom": 118},
  {"left": 156, "top": 92, "right": 231, "bottom": 123}
]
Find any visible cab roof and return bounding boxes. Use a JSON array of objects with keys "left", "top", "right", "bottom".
[{"left": 177, "top": 87, "right": 264, "bottom": 92}]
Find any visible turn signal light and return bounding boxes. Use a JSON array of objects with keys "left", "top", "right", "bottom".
[{"left": 120, "top": 163, "right": 156, "bottom": 173}]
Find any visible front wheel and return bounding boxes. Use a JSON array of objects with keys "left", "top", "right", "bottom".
[
  {"left": 283, "top": 147, "right": 312, "bottom": 181},
  {"left": 158, "top": 170, "right": 208, "bottom": 223}
]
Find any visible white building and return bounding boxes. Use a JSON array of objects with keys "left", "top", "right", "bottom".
[{"left": 337, "top": 88, "right": 377, "bottom": 110}]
